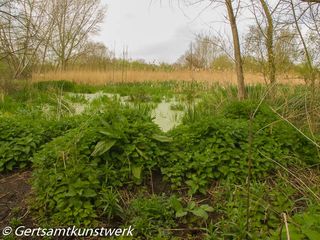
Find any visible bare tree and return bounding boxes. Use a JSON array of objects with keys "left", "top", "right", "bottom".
[
  {"left": 275, "top": 0, "right": 320, "bottom": 132},
  {"left": 244, "top": 25, "right": 298, "bottom": 80},
  {"left": 244, "top": 26, "right": 269, "bottom": 81},
  {"left": 0, "top": 0, "right": 47, "bottom": 78},
  {"left": 225, "top": 0, "right": 246, "bottom": 99},
  {"left": 175, "top": 0, "right": 246, "bottom": 99},
  {"left": 300, "top": 1, "right": 320, "bottom": 68},
  {"left": 287, "top": 0, "right": 316, "bottom": 85},
  {"left": 48, "top": 0, "right": 106, "bottom": 70},
  {"left": 250, "top": 0, "right": 277, "bottom": 84},
  {"left": 74, "top": 41, "right": 112, "bottom": 69},
  {"left": 0, "top": 0, "right": 106, "bottom": 77},
  {"left": 176, "top": 34, "right": 221, "bottom": 69}
]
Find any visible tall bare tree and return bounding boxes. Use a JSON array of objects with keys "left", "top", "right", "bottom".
[
  {"left": 0, "top": 0, "right": 48, "bottom": 78},
  {"left": 246, "top": 0, "right": 301, "bottom": 84},
  {"left": 176, "top": 0, "right": 246, "bottom": 99},
  {"left": 1, "top": 0, "right": 106, "bottom": 77},
  {"left": 48, "top": 0, "right": 106, "bottom": 70},
  {"left": 256, "top": 0, "right": 276, "bottom": 84},
  {"left": 287, "top": 0, "right": 316, "bottom": 85},
  {"left": 225, "top": 0, "right": 246, "bottom": 99}
]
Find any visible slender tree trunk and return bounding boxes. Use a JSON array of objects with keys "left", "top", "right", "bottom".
[
  {"left": 225, "top": 0, "right": 246, "bottom": 99},
  {"left": 290, "top": 0, "right": 315, "bottom": 99},
  {"left": 290, "top": 0, "right": 316, "bottom": 132},
  {"left": 259, "top": 0, "right": 276, "bottom": 84}
]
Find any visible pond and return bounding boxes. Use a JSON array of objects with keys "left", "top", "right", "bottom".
[{"left": 64, "top": 92, "right": 194, "bottom": 132}]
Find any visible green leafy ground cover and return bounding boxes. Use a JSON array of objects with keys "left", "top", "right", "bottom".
[
  {"left": 0, "top": 81, "right": 319, "bottom": 239},
  {"left": 0, "top": 115, "right": 84, "bottom": 172}
]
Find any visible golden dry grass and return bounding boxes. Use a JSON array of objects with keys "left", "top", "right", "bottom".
[{"left": 32, "top": 69, "right": 305, "bottom": 86}]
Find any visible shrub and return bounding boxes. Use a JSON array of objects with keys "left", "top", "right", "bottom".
[
  {"left": 161, "top": 108, "right": 318, "bottom": 195},
  {"left": 32, "top": 108, "right": 166, "bottom": 225},
  {"left": 162, "top": 118, "right": 252, "bottom": 195},
  {"left": 0, "top": 115, "right": 82, "bottom": 172},
  {"left": 222, "top": 100, "right": 276, "bottom": 123}
]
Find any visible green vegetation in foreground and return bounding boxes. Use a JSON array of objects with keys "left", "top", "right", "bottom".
[
  {"left": 0, "top": 115, "right": 85, "bottom": 172},
  {"left": 0, "top": 80, "right": 319, "bottom": 239}
]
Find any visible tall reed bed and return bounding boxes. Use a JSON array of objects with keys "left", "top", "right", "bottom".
[{"left": 32, "top": 69, "right": 304, "bottom": 86}]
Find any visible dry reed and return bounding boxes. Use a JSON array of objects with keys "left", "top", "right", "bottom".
[{"left": 32, "top": 70, "right": 305, "bottom": 86}]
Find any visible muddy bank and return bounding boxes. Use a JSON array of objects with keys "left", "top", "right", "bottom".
[{"left": 0, "top": 171, "right": 33, "bottom": 230}]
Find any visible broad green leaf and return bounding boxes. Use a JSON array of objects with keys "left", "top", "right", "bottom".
[
  {"left": 200, "top": 204, "right": 214, "bottom": 212},
  {"left": 301, "top": 227, "right": 320, "bottom": 240},
  {"left": 187, "top": 201, "right": 196, "bottom": 210},
  {"left": 281, "top": 225, "right": 304, "bottom": 240},
  {"left": 132, "top": 165, "right": 142, "bottom": 180},
  {"left": 151, "top": 134, "right": 173, "bottom": 143},
  {"left": 19, "top": 162, "right": 27, "bottom": 169},
  {"left": 82, "top": 189, "right": 97, "bottom": 198},
  {"left": 191, "top": 208, "right": 209, "bottom": 219},
  {"left": 170, "top": 197, "right": 183, "bottom": 212},
  {"left": 6, "top": 161, "right": 15, "bottom": 171},
  {"left": 136, "top": 147, "right": 148, "bottom": 160},
  {"left": 218, "top": 165, "right": 229, "bottom": 175},
  {"left": 176, "top": 210, "right": 188, "bottom": 218},
  {"left": 91, "top": 140, "right": 117, "bottom": 156},
  {"left": 99, "top": 130, "right": 120, "bottom": 139},
  {"left": 70, "top": 199, "right": 82, "bottom": 209},
  {"left": 65, "top": 188, "right": 77, "bottom": 197}
]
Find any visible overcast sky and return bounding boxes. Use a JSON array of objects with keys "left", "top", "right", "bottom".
[{"left": 97, "top": 0, "right": 234, "bottom": 64}]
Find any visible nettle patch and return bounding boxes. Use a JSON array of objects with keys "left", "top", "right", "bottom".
[
  {"left": 32, "top": 108, "right": 169, "bottom": 225},
  {"left": 30, "top": 103, "right": 319, "bottom": 230},
  {"left": 160, "top": 115, "right": 317, "bottom": 195},
  {"left": 0, "top": 115, "right": 83, "bottom": 172}
]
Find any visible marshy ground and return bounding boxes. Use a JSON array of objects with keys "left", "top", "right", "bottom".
[{"left": 0, "top": 80, "right": 319, "bottom": 239}]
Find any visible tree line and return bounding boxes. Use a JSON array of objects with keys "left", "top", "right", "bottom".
[
  {"left": 1, "top": 0, "right": 320, "bottom": 99},
  {"left": 0, "top": 0, "right": 105, "bottom": 79}
]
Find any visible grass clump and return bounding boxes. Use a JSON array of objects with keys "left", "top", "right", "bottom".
[{"left": 125, "top": 195, "right": 176, "bottom": 238}]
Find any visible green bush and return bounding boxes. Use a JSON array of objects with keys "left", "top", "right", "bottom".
[
  {"left": 161, "top": 118, "right": 252, "bottom": 195},
  {"left": 0, "top": 116, "right": 82, "bottom": 172},
  {"left": 222, "top": 100, "right": 276, "bottom": 123},
  {"left": 160, "top": 102, "right": 318, "bottom": 195},
  {"left": 0, "top": 95, "right": 24, "bottom": 114},
  {"left": 32, "top": 108, "right": 167, "bottom": 226}
]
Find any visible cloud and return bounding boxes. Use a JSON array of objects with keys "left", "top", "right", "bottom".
[
  {"left": 131, "top": 24, "right": 197, "bottom": 63},
  {"left": 98, "top": 0, "right": 230, "bottom": 63},
  {"left": 124, "top": 13, "right": 135, "bottom": 20}
]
